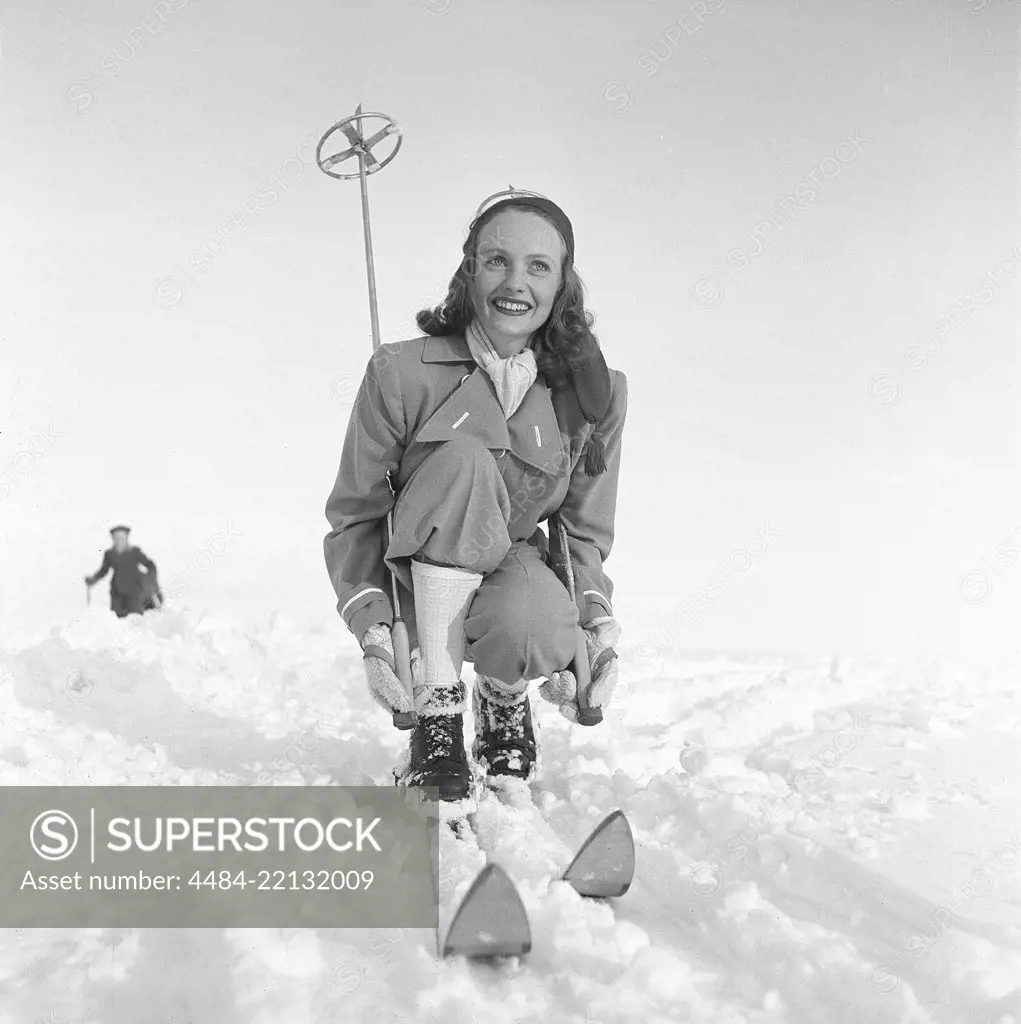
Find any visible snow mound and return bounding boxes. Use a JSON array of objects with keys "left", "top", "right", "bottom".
[{"left": 0, "top": 607, "right": 1018, "bottom": 1023}]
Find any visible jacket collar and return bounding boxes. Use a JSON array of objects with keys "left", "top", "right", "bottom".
[{"left": 421, "top": 333, "right": 474, "bottom": 364}]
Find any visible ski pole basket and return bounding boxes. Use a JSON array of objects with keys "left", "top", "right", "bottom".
[{"left": 316, "top": 111, "right": 403, "bottom": 180}]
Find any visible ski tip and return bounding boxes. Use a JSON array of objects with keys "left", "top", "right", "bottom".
[
  {"left": 602, "top": 809, "right": 632, "bottom": 832},
  {"left": 563, "top": 810, "right": 635, "bottom": 899},
  {"left": 442, "top": 863, "right": 531, "bottom": 959}
]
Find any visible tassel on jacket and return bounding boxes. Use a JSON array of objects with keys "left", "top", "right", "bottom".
[{"left": 583, "top": 434, "right": 607, "bottom": 476}]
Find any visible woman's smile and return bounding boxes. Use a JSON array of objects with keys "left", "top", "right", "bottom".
[{"left": 491, "top": 296, "right": 533, "bottom": 316}]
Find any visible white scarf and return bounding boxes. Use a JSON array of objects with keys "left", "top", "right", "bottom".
[{"left": 465, "top": 319, "right": 538, "bottom": 419}]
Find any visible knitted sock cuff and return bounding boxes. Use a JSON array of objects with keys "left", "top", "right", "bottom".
[{"left": 410, "top": 559, "right": 484, "bottom": 588}]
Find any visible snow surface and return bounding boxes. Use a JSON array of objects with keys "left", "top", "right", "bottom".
[{"left": 0, "top": 605, "right": 1019, "bottom": 1024}]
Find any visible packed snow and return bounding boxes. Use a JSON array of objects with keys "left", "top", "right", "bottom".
[{"left": 0, "top": 604, "right": 1018, "bottom": 1024}]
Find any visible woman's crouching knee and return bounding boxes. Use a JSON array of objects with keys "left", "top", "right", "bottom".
[{"left": 465, "top": 576, "right": 578, "bottom": 684}]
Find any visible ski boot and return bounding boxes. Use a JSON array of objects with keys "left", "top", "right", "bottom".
[
  {"left": 394, "top": 682, "right": 473, "bottom": 802},
  {"left": 472, "top": 677, "right": 537, "bottom": 782}
]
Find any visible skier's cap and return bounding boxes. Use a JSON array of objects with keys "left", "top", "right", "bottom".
[
  {"left": 472, "top": 188, "right": 575, "bottom": 262},
  {"left": 109, "top": 525, "right": 131, "bottom": 535}
]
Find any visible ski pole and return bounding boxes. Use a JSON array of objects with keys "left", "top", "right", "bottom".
[
  {"left": 572, "top": 627, "right": 602, "bottom": 726},
  {"left": 316, "top": 104, "right": 415, "bottom": 730},
  {"left": 555, "top": 516, "right": 604, "bottom": 725}
]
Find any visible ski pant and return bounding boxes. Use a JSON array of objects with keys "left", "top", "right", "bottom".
[
  {"left": 384, "top": 437, "right": 579, "bottom": 685},
  {"left": 110, "top": 588, "right": 160, "bottom": 619}
]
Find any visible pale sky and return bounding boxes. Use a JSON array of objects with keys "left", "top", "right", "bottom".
[{"left": 1, "top": 0, "right": 1018, "bottom": 667}]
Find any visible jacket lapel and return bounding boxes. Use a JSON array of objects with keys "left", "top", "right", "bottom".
[{"left": 412, "top": 367, "right": 511, "bottom": 451}]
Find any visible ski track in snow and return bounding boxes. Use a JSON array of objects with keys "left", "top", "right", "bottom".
[{"left": 0, "top": 608, "right": 1018, "bottom": 1024}]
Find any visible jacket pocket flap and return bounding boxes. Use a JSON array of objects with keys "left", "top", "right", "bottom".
[{"left": 507, "top": 390, "right": 568, "bottom": 476}]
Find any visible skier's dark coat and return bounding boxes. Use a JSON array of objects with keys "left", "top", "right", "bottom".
[
  {"left": 86, "top": 547, "right": 162, "bottom": 618},
  {"left": 324, "top": 332, "right": 627, "bottom": 647}
]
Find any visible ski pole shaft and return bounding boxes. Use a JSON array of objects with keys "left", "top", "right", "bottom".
[
  {"left": 351, "top": 103, "right": 416, "bottom": 730},
  {"left": 573, "top": 626, "right": 603, "bottom": 726},
  {"left": 555, "top": 515, "right": 602, "bottom": 725},
  {"left": 390, "top": 617, "right": 415, "bottom": 730},
  {"left": 387, "top": 505, "right": 416, "bottom": 730},
  {"left": 355, "top": 105, "right": 382, "bottom": 350}
]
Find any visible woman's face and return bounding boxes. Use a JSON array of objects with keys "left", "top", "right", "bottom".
[{"left": 467, "top": 208, "right": 565, "bottom": 354}]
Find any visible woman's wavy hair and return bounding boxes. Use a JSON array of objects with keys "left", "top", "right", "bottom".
[{"left": 415, "top": 200, "right": 599, "bottom": 391}]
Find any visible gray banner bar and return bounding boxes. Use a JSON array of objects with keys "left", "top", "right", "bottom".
[{"left": 1, "top": 787, "right": 439, "bottom": 927}]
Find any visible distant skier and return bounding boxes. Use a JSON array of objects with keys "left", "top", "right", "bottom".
[
  {"left": 84, "top": 525, "right": 164, "bottom": 618},
  {"left": 324, "top": 188, "right": 627, "bottom": 801}
]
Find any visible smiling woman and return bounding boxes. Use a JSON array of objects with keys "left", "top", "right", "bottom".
[{"left": 323, "top": 189, "right": 629, "bottom": 805}]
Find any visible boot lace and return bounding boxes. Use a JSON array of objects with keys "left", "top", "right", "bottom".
[{"left": 422, "top": 714, "right": 460, "bottom": 760}]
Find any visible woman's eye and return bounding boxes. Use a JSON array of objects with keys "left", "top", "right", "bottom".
[
  {"left": 484, "top": 255, "right": 506, "bottom": 268},
  {"left": 531, "top": 260, "right": 551, "bottom": 273}
]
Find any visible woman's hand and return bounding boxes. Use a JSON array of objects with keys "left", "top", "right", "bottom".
[
  {"left": 360, "top": 624, "right": 415, "bottom": 715},
  {"left": 538, "top": 616, "right": 621, "bottom": 722}
]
